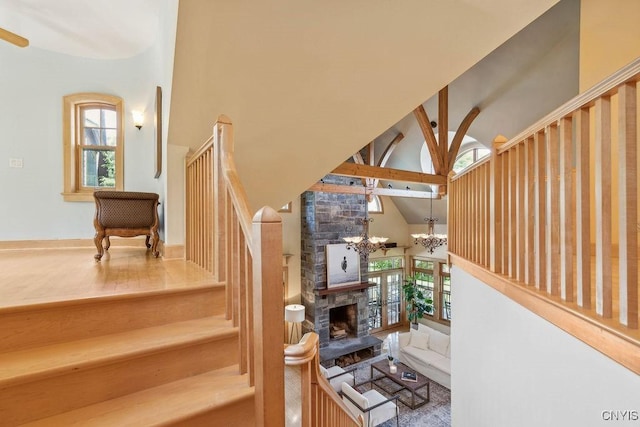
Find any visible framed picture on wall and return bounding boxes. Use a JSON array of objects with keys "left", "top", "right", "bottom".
[
  {"left": 326, "top": 243, "right": 361, "bottom": 288},
  {"left": 154, "top": 86, "right": 162, "bottom": 178}
]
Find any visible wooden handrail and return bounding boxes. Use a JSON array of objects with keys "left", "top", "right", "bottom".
[
  {"left": 285, "top": 332, "right": 362, "bottom": 427},
  {"left": 217, "top": 115, "right": 254, "bottom": 248},
  {"left": 186, "top": 135, "right": 213, "bottom": 168},
  {"left": 186, "top": 115, "right": 284, "bottom": 426},
  {"left": 448, "top": 58, "right": 640, "bottom": 375}
]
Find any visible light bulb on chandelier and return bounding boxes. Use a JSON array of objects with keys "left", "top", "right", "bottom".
[
  {"left": 343, "top": 217, "right": 388, "bottom": 260},
  {"left": 411, "top": 192, "right": 447, "bottom": 254}
]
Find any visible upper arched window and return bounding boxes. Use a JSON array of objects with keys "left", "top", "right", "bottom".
[
  {"left": 367, "top": 195, "right": 383, "bottom": 214},
  {"left": 62, "top": 93, "right": 124, "bottom": 201},
  {"left": 452, "top": 147, "right": 490, "bottom": 173}
]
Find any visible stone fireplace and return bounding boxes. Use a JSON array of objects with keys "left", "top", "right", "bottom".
[{"left": 300, "top": 175, "right": 382, "bottom": 366}]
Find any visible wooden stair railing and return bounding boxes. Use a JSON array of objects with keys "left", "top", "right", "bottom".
[
  {"left": 285, "top": 332, "right": 363, "bottom": 427},
  {"left": 449, "top": 57, "right": 640, "bottom": 375},
  {"left": 186, "top": 115, "right": 284, "bottom": 426}
]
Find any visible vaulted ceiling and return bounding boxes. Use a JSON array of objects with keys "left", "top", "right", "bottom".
[{"left": 169, "top": 0, "right": 564, "bottom": 213}]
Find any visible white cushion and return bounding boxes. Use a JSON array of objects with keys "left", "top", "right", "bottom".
[
  {"left": 402, "top": 346, "right": 451, "bottom": 375},
  {"left": 427, "top": 328, "right": 450, "bottom": 356},
  {"left": 409, "top": 329, "right": 430, "bottom": 350},
  {"left": 319, "top": 365, "right": 329, "bottom": 377},
  {"left": 362, "top": 389, "right": 398, "bottom": 426},
  {"left": 342, "top": 383, "right": 369, "bottom": 422},
  {"left": 398, "top": 331, "right": 411, "bottom": 349},
  {"left": 417, "top": 323, "right": 434, "bottom": 335}
]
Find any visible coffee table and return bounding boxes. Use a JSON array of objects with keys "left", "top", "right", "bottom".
[{"left": 370, "top": 359, "right": 430, "bottom": 409}]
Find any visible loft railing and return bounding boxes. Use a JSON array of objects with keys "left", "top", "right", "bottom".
[
  {"left": 285, "top": 332, "right": 363, "bottom": 427},
  {"left": 448, "top": 58, "right": 640, "bottom": 375},
  {"left": 186, "top": 116, "right": 284, "bottom": 426}
]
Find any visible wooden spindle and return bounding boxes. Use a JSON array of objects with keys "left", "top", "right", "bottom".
[
  {"left": 618, "top": 83, "right": 638, "bottom": 328},
  {"left": 574, "top": 108, "right": 591, "bottom": 309},
  {"left": 525, "top": 138, "right": 535, "bottom": 285},
  {"left": 595, "top": 96, "right": 613, "bottom": 318},
  {"left": 490, "top": 141, "right": 503, "bottom": 274},
  {"left": 534, "top": 131, "right": 546, "bottom": 291},
  {"left": 516, "top": 143, "right": 525, "bottom": 282},
  {"left": 559, "top": 116, "right": 574, "bottom": 302},
  {"left": 545, "top": 124, "right": 560, "bottom": 296}
]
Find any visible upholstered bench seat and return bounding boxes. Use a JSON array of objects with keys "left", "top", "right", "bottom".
[{"left": 93, "top": 191, "right": 160, "bottom": 261}]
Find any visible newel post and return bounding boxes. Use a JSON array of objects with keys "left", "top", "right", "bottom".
[
  {"left": 252, "top": 206, "right": 284, "bottom": 427},
  {"left": 489, "top": 140, "right": 504, "bottom": 273}
]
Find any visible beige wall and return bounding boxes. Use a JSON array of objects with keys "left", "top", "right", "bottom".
[
  {"left": 579, "top": 0, "right": 640, "bottom": 91},
  {"left": 281, "top": 198, "right": 302, "bottom": 305},
  {"left": 580, "top": 0, "right": 640, "bottom": 245}
]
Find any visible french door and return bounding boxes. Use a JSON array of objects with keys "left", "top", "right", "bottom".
[{"left": 367, "top": 267, "right": 403, "bottom": 333}]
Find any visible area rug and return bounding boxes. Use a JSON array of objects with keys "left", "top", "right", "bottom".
[
  {"left": 348, "top": 355, "right": 451, "bottom": 427},
  {"left": 284, "top": 355, "right": 451, "bottom": 427}
]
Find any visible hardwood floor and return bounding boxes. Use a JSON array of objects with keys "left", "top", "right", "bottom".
[{"left": 0, "top": 245, "right": 214, "bottom": 309}]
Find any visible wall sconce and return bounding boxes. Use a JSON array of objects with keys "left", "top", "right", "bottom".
[{"left": 132, "top": 110, "right": 144, "bottom": 130}]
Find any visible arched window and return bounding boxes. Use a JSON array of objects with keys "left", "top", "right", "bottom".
[
  {"left": 367, "top": 195, "right": 383, "bottom": 214},
  {"left": 452, "top": 147, "right": 490, "bottom": 173},
  {"left": 62, "top": 93, "right": 124, "bottom": 201}
]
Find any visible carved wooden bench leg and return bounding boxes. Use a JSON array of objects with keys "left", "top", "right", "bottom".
[
  {"left": 150, "top": 230, "right": 160, "bottom": 258},
  {"left": 94, "top": 231, "right": 105, "bottom": 261},
  {"left": 104, "top": 236, "right": 111, "bottom": 251},
  {"left": 145, "top": 235, "right": 151, "bottom": 249}
]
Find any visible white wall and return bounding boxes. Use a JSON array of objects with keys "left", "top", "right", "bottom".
[
  {"left": 0, "top": 0, "right": 178, "bottom": 241},
  {"left": 451, "top": 267, "right": 640, "bottom": 427},
  {"left": 281, "top": 197, "right": 302, "bottom": 304}
]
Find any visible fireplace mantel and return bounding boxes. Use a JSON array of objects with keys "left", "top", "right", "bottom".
[{"left": 317, "top": 282, "right": 375, "bottom": 296}]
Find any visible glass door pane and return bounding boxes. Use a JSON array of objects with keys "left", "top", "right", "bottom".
[
  {"left": 367, "top": 276, "right": 382, "bottom": 331},
  {"left": 386, "top": 273, "right": 402, "bottom": 327}
]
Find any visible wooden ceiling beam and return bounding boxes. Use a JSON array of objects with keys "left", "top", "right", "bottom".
[
  {"left": 373, "top": 132, "right": 405, "bottom": 190},
  {"left": 351, "top": 151, "right": 368, "bottom": 187},
  {"left": 439, "top": 87, "right": 449, "bottom": 172},
  {"left": 308, "top": 183, "right": 438, "bottom": 199},
  {"left": 377, "top": 133, "right": 404, "bottom": 168},
  {"left": 331, "top": 162, "right": 447, "bottom": 185},
  {"left": 413, "top": 105, "right": 443, "bottom": 174},
  {"left": 448, "top": 106, "right": 481, "bottom": 172},
  {"left": 0, "top": 27, "right": 29, "bottom": 48}
]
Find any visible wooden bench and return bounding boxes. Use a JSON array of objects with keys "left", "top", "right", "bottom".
[{"left": 93, "top": 191, "right": 160, "bottom": 261}]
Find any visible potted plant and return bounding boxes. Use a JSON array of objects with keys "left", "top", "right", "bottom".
[{"left": 402, "top": 274, "right": 434, "bottom": 328}]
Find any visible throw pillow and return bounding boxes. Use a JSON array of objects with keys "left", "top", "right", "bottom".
[
  {"left": 428, "top": 329, "right": 450, "bottom": 356},
  {"left": 409, "top": 329, "right": 430, "bottom": 350}
]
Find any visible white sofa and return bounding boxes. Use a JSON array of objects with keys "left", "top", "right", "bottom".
[{"left": 398, "top": 323, "right": 451, "bottom": 389}]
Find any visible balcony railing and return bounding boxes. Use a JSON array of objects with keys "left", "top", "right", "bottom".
[{"left": 449, "top": 58, "right": 640, "bottom": 375}]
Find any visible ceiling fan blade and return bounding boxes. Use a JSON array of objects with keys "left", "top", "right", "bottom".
[{"left": 0, "top": 27, "right": 29, "bottom": 48}]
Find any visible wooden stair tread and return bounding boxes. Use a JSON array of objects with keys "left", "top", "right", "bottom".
[
  {"left": 0, "top": 316, "right": 235, "bottom": 387},
  {"left": 20, "top": 365, "right": 254, "bottom": 427},
  {"left": 0, "top": 282, "right": 226, "bottom": 315}
]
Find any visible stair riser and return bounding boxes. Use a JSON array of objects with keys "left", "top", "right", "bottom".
[
  {"left": 0, "top": 335, "right": 238, "bottom": 425},
  {"left": 170, "top": 394, "right": 256, "bottom": 427},
  {"left": 0, "top": 287, "right": 224, "bottom": 353}
]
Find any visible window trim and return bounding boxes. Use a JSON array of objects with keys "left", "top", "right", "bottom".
[
  {"left": 62, "top": 93, "right": 124, "bottom": 202},
  {"left": 367, "top": 194, "right": 384, "bottom": 214},
  {"left": 410, "top": 256, "right": 451, "bottom": 325}
]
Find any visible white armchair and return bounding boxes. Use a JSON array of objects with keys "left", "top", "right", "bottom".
[
  {"left": 341, "top": 382, "right": 399, "bottom": 427},
  {"left": 319, "top": 364, "right": 356, "bottom": 393}
]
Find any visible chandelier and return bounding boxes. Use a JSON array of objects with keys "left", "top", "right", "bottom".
[
  {"left": 343, "top": 217, "right": 388, "bottom": 259},
  {"left": 411, "top": 196, "right": 447, "bottom": 254}
]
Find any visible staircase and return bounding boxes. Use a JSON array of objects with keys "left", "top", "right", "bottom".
[{"left": 0, "top": 283, "right": 256, "bottom": 426}]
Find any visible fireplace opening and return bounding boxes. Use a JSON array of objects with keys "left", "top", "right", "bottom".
[{"left": 329, "top": 303, "right": 358, "bottom": 340}]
